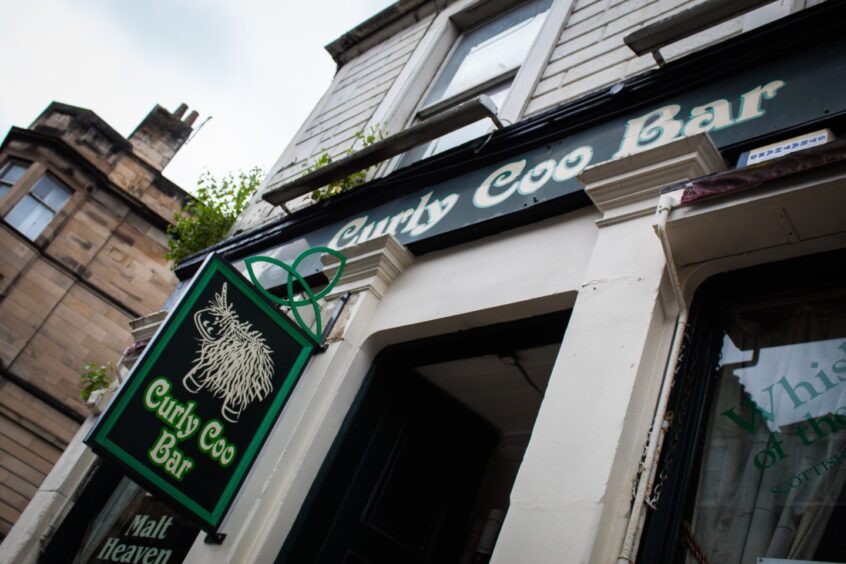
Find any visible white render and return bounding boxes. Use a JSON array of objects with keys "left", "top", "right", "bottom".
[{"left": 185, "top": 212, "right": 599, "bottom": 562}]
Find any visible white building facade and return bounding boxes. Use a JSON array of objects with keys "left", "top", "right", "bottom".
[{"left": 3, "top": 1, "right": 846, "bottom": 563}]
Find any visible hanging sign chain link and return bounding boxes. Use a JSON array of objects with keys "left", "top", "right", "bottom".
[
  {"left": 631, "top": 421, "right": 654, "bottom": 501},
  {"left": 643, "top": 330, "right": 697, "bottom": 510}
]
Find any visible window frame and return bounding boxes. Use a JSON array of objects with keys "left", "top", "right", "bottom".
[
  {"left": 375, "top": 0, "right": 575, "bottom": 175},
  {"left": 0, "top": 159, "right": 77, "bottom": 244},
  {"left": 416, "top": 68, "right": 519, "bottom": 121},
  {"left": 400, "top": 0, "right": 555, "bottom": 165},
  {"left": 638, "top": 248, "right": 846, "bottom": 563},
  {"left": 5, "top": 172, "right": 73, "bottom": 240}
]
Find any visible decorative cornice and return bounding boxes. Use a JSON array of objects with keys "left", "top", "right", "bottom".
[
  {"left": 321, "top": 235, "right": 414, "bottom": 299},
  {"left": 579, "top": 134, "right": 726, "bottom": 226}
]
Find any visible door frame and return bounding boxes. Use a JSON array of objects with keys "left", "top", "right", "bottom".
[{"left": 276, "top": 309, "right": 571, "bottom": 563}]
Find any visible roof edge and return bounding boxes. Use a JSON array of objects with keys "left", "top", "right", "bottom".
[
  {"left": 324, "top": 0, "right": 440, "bottom": 66},
  {"left": 35, "top": 101, "right": 128, "bottom": 148},
  {"left": 2, "top": 126, "right": 192, "bottom": 229}
]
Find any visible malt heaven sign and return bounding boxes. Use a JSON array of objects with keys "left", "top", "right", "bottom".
[{"left": 87, "top": 254, "right": 318, "bottom": 533}]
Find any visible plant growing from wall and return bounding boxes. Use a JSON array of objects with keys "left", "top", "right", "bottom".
[
  {"left": 305, "top": 126, "right": 387, "bottom": 202},
  {"left": 166, "top": 167, "right": 263, "bottom": 265},
  {"left": 80, "top": 362, "right": 114, "bottom": 402}
]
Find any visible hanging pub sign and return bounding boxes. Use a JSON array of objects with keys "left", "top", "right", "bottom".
[{"left": 86, "top": 252, "right": 336, "bottom": 534}]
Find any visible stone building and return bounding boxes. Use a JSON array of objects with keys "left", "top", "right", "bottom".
[
  {"left": 0, "top": 102, "right": 193, "bottom": 538},
  {"left": 4, "top": 1, "right": 846, "bottom": 563}
]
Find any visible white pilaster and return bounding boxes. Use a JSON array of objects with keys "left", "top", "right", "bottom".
[{"left": 491, "top": 134, "right": 724, "bottom": 564}]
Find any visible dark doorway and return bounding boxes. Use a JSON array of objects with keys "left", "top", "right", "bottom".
[
  {"left": 279, "top": 364, "right": 496, "bottom": 564},
  {"left": 276, "top": 311, "right": 569, "bottom": 564}
]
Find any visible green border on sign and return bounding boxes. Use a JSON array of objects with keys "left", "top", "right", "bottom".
[{"left": 86, "top": 254, "right": 316, "bottom": 530}]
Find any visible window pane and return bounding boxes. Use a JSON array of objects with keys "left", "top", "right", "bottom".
[
  {"left": 0, "top": 186, "right": 9, "bottom": 200},
  {"left": 0, "top": 161, "right": 29, "bottom": 184},
  {"left": 6, "top": 195, "right": 55, "bottom": 240},
  {"left": 404, "top": 81, "right": 511, "bottom": 164},
  {"left": 426, "top": 0, "right": 552, "bottom": 105},
  {"left": 62, "top": 477, "right": 200, "bottom": 564},
  {"left": 684, "top": 292, "right": 846, "bottom": 563},
  {"left": 31, "top": 174, "right": 72, "bottom": 210}
]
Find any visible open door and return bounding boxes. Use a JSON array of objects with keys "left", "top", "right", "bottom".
[
  {"left": 277, "top": 363, "right": 496, "bottom": 564},
  {"left": 277, "top": 312, "right": 569, "bottom": 564}
]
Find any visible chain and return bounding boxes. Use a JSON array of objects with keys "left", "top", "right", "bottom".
[
  {"left": 681, "top": 520, "right": 713, "bottom": 564},
  {"left": 631, "top": 421, "right": 655, "bottom": 501},
  {"left": 644, "top": 411, "right": 672, "bottom": 510},
  {"left": 645, "top": 329, "right": 696, "bottom": 509}
]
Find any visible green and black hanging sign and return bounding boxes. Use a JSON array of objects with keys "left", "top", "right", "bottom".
[{"left": 86, "top": 250, "right": 345, "bottom": 533}]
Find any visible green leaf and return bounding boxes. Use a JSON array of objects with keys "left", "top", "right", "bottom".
[
  {"left": 305, "top": 125, "right": 388, "bottom": 203},
  {"left": 80, "top": 362, "right": 113, "bottom": 401},
  {"left": 166, "top": 167, "right": 264, "bottom": 266}
]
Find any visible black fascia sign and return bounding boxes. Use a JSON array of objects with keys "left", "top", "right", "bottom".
[{"left": 239, "top": 36, "right": 846, "bottom": 290}]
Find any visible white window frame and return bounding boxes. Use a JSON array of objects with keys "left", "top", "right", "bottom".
[{"left": 371, "top": 0, "right": 577, "bottom": 175}]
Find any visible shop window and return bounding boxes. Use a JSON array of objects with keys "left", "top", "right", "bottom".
[
  {"left": 40, "top": 462, "right": 201, "bottom": 562},
  {"left": 401, "top": 0, "right": 553, "bottom": 164},
  {"left": 4, "top": 172, "right": 71, "bottom": 240},
  {"left": 639, "top": 251, "right": 846, "bottom": 563},
  {"left": 0, "top": 160, "right": 29, "bottom": 200}
]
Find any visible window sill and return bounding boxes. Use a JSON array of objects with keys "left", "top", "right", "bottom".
[{"left": 263, "top": 95, "right": 503, "bottom": 207}]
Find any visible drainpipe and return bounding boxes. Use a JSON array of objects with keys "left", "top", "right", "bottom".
[{"left": 617, "top": 193, "right": 688, "bottom": 563}]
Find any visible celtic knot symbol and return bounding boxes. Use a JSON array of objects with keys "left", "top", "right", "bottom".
[{"left": 244, "top": 246, "right": 346, "bottom": 344}]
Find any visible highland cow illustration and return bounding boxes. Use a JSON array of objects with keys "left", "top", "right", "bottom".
[{"left": 182, "top": 283, "right": 274, "bottom": 423}]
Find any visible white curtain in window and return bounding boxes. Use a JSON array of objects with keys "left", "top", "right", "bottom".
[{"left": 686, "top": 301, "right": 846, "bottom": 563}]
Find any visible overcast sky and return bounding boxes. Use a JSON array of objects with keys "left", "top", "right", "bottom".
[{"left": 0, "top": 0, "right": 396, "bottom": 193}]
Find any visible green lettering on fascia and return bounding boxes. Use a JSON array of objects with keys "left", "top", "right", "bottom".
[
  {"left": 329, "top": 78, "right": 790, "bottom": 247},
  {"left": 614, "top": 79, "right": 786, "bottom": 158},
  {"left": 470, "top": 145, "right": 594, "bottom": 211},
  {"left": 329, "top": 190, "right": 460, "bottom": 250}
]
